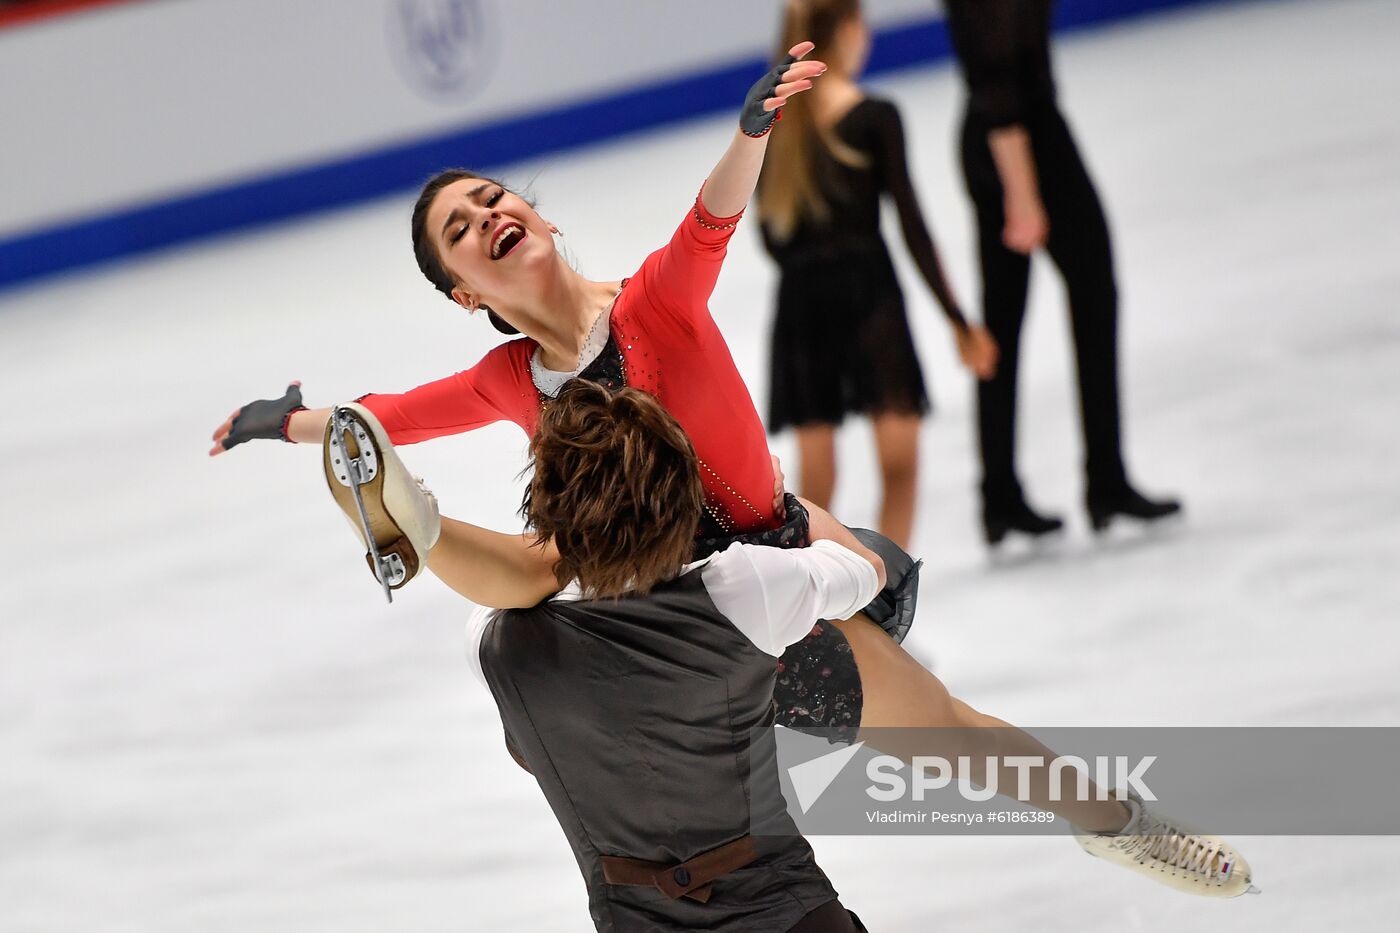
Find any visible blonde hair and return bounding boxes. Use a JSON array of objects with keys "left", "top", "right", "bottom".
[{"left": 757, "top": 0, "right": 870, "bottom": 242}]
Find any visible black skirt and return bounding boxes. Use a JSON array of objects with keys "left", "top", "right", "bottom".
[{"left": 768, "top": 246, "right": 931, "bottom": 433}]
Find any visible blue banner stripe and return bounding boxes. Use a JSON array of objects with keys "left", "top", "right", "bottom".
[{"left": 0, "top": 0, "right": 1220, "bottom": 293}]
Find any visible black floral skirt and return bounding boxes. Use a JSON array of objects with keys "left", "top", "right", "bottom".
[
  {"left": 693, "top": 495, "right": 864, "bottom": 739},
  {"left": 773, "top": 620, "right": 863, "bottom": 740}
]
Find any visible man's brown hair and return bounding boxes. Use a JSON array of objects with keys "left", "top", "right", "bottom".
[{"left": 521, "top": 380, "right": 703, "bottom": 599}]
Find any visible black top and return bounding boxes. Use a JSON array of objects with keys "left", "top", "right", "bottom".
[
  {"left": 762, "top": 97, "right": 966, "bottom": 329},
  {"left": 944, "top": 0, "right": 1057, "bottom": 127},
  {"left": 479, "top": 571, "right": 837, "bottom": 933}
]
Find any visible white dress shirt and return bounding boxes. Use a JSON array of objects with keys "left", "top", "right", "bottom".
[{"left": 465, "top": 539, "right": 879, "bottom": 686}]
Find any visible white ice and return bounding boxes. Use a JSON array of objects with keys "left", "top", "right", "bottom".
[{"left": 3, "top": 0, "right": 1399, "bottom": 930}]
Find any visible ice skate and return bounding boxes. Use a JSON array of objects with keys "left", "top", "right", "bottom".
[
  {"left": 1075, "top": 791, "right": 1258, "bottom": 897},
  {"left": 323, "top": 403, "right": 440, "bottom": 602},
  {"left": 981, "top": 498, "right": 1064, "bottom": 547},
  {"left": 1086, "top": 485, "right": 1182, "bottom": 533}
]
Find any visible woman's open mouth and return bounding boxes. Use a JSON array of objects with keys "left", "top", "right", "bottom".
[{"left": 490, "top": 223, "right": 527, "bottom": 260}]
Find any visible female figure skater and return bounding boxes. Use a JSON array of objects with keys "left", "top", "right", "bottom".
[
  {"left": 211, "top": 44, "right": 1252, "bottom": 897},
  {"left": 215, "top": 43, "right": 881, "bottom": 740},
  {"left": 346, "top": 380, "right": 881, "bottom": 932},
  {"left": 943, "top": 0, "right": 1180, "bottom": 544},
  {"left": 758, "top": 0, "right": 996, "bottom": 550}
]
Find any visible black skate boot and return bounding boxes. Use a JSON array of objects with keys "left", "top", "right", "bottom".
[
  {"left": 982, "top": 499, "right": 1064, "bottom": 546},
  {"left": 1086, "top": 485, "right": 1182, "bottom": 533}
]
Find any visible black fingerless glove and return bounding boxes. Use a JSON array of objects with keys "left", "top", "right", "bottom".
[
  {"left": 222, "top": 383, "right": 306, "bottom": 450},
  {"left": 739, "top": 53, "right": 798, "bottom": 138},
  {"left": 848, "top": 528, "right": 924, "bottom": 645}
]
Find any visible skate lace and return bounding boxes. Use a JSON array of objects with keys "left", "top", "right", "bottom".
[
  {"left": 1117, "top": 811, "right": 1230, "bottom": 881},
  {"left": 413, "top": 476, "right": 438, "bottom": 506}
]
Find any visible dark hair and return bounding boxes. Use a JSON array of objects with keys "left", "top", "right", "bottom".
[
  {"left": 410, "top": 168, "right": 521, "bottom": 335},
  {"left": 521, "top": 380, "right": 703, "bottom": 600}
]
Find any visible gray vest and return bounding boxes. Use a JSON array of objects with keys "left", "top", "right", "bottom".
[{"left": 479, "top": 570, "right": 837, "bottom": 932}]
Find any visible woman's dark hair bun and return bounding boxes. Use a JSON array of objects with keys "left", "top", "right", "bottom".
[{"left": 487, "top": 309, "right": 519, "bottom": 335}]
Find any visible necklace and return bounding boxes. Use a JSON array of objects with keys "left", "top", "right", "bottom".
[{"left": 529, "top": 284, "right": 624, "bottom": 397}]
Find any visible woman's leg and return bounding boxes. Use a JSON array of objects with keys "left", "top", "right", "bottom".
[
  {"left": 833, "top": 613, "right": 1130, "bottom": 833},
  {"left": 871, "top": 412, "right": 921, "bottom": 550},
  {"left": 325, "top": 403, "right": 559, "bottom": 608},
  {"left": 795, "top": 425, "right": 838, "bottom": 511}
]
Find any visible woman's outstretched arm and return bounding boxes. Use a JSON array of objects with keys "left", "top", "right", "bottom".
[
  {"left": 211, "top": 344, "right": 519, "bottom": 455},
  {"left": 208, "top": 382, "right": 319, "bottom": 456},
  {"left": 700, "top": 41, "right": 825, "bottom": 218},
  {"left": 284, "top": 406, "right": 332, "bottom": 443},
  {"left": 427, "top": 518, "right": 560, "bottom": 609},
  {"left": 640, "top": 42, "right": 826, "bottom": 341}
]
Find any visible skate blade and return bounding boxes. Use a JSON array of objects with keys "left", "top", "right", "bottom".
[
  {"left": 987, "top": 532, "right": 1065, "bottom": 568},
  {"left": 326, "top": 406, "right": 409, "bottom": 603}
]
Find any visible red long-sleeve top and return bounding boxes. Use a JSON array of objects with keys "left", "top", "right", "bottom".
[{"left": 359, "top": 195, "right": 780, "bottom": 535}]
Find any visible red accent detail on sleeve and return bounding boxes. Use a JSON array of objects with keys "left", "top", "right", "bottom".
[
  {"left": 693, "top": 183, "right": 745, "bottom": 229},
  {"left": 742, "top": 108, "right": 782, "bottom": 138},
  {"left": 279, "top": 406, "right": 307, "bottom": 442}
]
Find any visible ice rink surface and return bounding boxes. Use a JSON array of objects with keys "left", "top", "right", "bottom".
[{"left": 4, "top": 0, "right": 1399, "bottom": 929}]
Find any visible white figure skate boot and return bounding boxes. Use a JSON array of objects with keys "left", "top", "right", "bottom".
[
  {"left": 1076, "top": 791, "right": 1259, "bottom": 897},
  {"left": 323, "top": 403, "right": 440, "bottom": 602}
]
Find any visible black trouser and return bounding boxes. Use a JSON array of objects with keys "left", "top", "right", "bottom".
[{"left": 960, "top": 106, "right": 1128, "bottom": 509}]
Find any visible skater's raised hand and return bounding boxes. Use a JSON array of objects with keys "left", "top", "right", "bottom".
[
  {"left": 740, "top": 41, "right": 825, "bottom": 138},
  {"left": 702, "top": 42, "right": 826, "bottom": 219},
  {"left": 209, "top": 382, "right": 306, "bottom": 456}
]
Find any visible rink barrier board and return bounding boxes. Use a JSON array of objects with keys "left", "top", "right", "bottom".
[{"left": 0, "top": 0, "right": 1223, "bottom": 293}]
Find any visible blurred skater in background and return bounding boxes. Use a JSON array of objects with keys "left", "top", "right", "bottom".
[
  {"left": 943, "top": 0, "right": 1180, "bottom": 545},
  {"left": 758, "top": 0, "right": 996, "bottom": 551}
]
